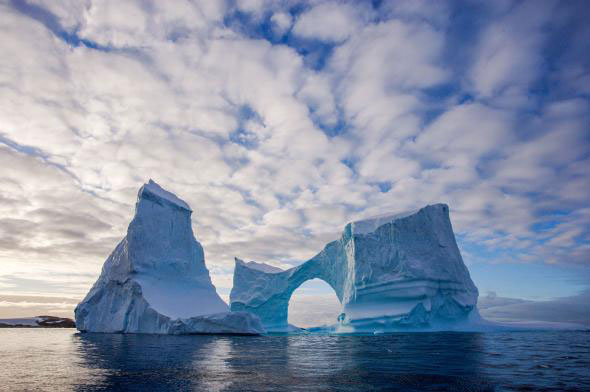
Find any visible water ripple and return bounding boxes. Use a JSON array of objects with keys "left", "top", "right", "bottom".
[{"left": 0, "top": 330, "right": 588, "bottom": 391}]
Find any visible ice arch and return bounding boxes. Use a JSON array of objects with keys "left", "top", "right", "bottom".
[
  {"left": 230, "top": 254, "right": 347, "bottom": 331},
  {"left": 230, "top": 204, "right": 480, "bottom": 332}
]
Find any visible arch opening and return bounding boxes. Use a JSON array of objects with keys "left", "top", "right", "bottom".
[{"left": 287, "top": 278, "right": 341, "bottom": 329}]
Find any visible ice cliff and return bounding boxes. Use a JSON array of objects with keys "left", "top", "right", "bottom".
[
  {"left": 75, "top": 180, "right": 264, "bottom": 335},
  {"left": 230, "top": 204, "right": 479, "bottom": 332}
]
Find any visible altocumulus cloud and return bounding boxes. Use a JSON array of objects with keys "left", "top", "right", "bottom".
[{"left": 0, "top": 0, "right": 588, "bottom": 319}]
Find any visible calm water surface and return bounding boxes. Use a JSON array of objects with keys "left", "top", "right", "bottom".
[{"left": 0, "top": 329, "right": 588, "bottom": 391}]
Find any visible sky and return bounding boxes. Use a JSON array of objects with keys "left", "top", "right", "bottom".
[{"left": 0, "top": 0, "right": 588, "bottom": 327}]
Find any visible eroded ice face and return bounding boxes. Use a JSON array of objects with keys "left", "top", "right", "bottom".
[
  {"left": 75, "top": 180, "right": 262, "bottom": 335},
  {"left": 231, "top": 203, "right": 480, "bottom": 333}
]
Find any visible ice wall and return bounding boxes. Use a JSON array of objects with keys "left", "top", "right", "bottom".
[
  {"left": 230, "top": 204, "right": 479, "bottom": 332},
  {"left": 75, "top": 180, "right": 264, "bottom": 335}
]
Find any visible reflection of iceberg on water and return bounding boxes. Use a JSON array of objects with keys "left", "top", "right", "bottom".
[{"left": 231, "top": 204, "right": 484, "bottom": 333}]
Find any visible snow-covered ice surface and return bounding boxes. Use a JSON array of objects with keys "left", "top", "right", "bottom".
[
  {"left": 350, "top": 209, "right": 418, "bottom": 235},
  {"left": 140, "top": 179, "right": 191, "bottom": 211},
  {"left": 243, "top": 261, "right": 284, "bottom": 273},
  {"left": 231, "top": 204, "right": 480, "bottom": 333},
  {"left": 75, "top": 180, "right": 264, "bottom": 335}
]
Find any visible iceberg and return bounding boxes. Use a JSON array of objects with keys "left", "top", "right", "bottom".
[
  {"left": 230, "top": 204, "right": 480, "bottom": 332},
  {"left": 75, "top": 180, "right": 264, "bottom": 335}
]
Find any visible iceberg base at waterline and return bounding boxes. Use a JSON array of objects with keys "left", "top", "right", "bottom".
[{"left": 75, "top": 278, "right": 264, "bottom": 335}]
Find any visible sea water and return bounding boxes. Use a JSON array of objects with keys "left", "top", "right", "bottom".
[{"left": 0, "top": 329, "right": 588, "bottom": 391}]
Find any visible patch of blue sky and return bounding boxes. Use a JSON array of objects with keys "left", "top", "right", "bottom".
[
  {"left": 458, "top": 93, "right": 475, "bottom": 104},
  {"left": 421, "top": 83, "right": 458, "bottom": 101},
  {"left": 532, "top": 210, "right": 578, "bottom": 236},
  {"left": 229, "top": 129, "right": 258, "bottom": 149},
  {"left": 417, "top": 83, "right": 463, "bottom": 128},
  {"left": 286, "top": 38, "right": 336, "bottom": 71},
  {"left": 224, "top": 5, "right": 339, "bottom": 71},
  {"left": 340, "top": 157, "right": 360, "bottom": 180},
  {"left": 237, "top": 104, "right": 258, "bottom": 121},
  {"left": 531, "top": 220, "right": 562, "bottom": 233},
  {"left": 228, "top": 105, "right": 262, "bottom": 149},
  {"left": 224, "top": 9, "right": 280, "bottom": 43},
  {"left": 458, "top": 235, "right": 513, "bottom": 263},
  {"left": 58, "top": 31, "right": 110, "bottom": 51},
  {"left": 369, "top": 181, "right": 391, "bottom": 193},
  {"left": 469, "top": 262, "right": 585, "bottom": 300},
  {"left": 312, "top": 116, "right": 347, "bottom": 138},
  {"left": 537, "top": 209, "right": 575, "bottom": 217},
  {"left": 459, "top": 228, "right": 589, "bottom": 299},
  {"left": 0, "top": 134, "right": 49, "bottom": 159}
]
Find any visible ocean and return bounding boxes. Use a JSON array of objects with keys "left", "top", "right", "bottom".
[{"left": 0, "top": 329, "right": 588, "bottom": 391}]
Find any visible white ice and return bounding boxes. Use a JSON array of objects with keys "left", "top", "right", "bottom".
[
  {"left": 75, "top": 180, "right": 263, "bottom": 335},
  {"left": 350, "top": 209, "right": 418, "bottom": 235},
  {"left": 242, "top": 261, "right": 284, "bottom": 273},
  {"left": 140, "top": 179, "right": 191, "bottom": 211},
  {"left": 231, "top": 204, "right": 480, "bottom": 332}
]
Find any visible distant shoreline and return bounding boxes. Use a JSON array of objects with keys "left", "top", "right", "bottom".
[
  {"left": 0, "top": 316, "right": 75, "bottom": 328},
  {"left": 0, "top": 324, "right": 76, "bottom": 328}
]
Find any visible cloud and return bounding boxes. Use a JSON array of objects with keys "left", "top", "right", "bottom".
[
  {"left": 0, "top": 0, "right": 588, "bottom": 318},
  {"left": 78, "top": 0, "right": 225, "bottom": 47},
  {"left": 0, "top": 294, "right": 79, "bottom": 318},
  {"left": 479, "top": 290, "right": 590, "bottom": 327},
  {"left": 270, "top": 11, "right": 292, "bottom": 37},
  {"left": 468, "top": 1, "right": 554, "bottom": 104},
  {"left": 292, "top": 2, "right": 367, "bottom": 42},
  {"left": 378, "top": 0, "right": 450, "bottom": 28}
]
